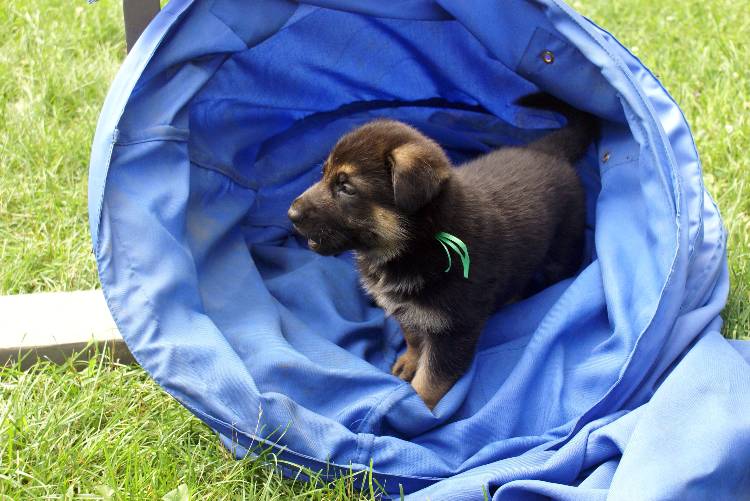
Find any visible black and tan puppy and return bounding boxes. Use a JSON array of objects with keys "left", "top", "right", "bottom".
[{"left": 288, "top": 95, "right": 596, "bottom": 409}]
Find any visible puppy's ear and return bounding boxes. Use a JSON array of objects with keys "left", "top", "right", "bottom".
[{"left": 390, "top": 141, "right": 451, "bottom": 213}]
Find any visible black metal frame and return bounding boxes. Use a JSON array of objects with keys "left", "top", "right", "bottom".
[{"left": 123, "top": 0, "right": 161, "bottom": 52}]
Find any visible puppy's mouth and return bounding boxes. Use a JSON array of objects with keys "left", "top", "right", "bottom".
[
  {"left": 307, "top": 238, "right": 320, "bottom": 251},
  {"left": 308, "top": 236, "right": 342, "bottom": 255},
  {"left": 292, "top": 224, "right": 337, "bottom": 254},
  {"left": 292, "top": 224, "right": 314, "bottom": 246}
]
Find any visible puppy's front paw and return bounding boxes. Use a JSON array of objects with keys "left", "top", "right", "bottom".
[{"left": 391, "top": 352, "right": 418, "bottom": 382}]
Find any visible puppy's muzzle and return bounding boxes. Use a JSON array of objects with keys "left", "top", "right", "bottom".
[{"left": 288, "top": 196, "right": 322, "bottom": 251}]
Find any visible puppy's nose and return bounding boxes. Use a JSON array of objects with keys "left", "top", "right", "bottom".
[{"left": 288, "top": 201, "right": 305, "bottom": 224}]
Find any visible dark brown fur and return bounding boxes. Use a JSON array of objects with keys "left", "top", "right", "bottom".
[{"left": 288, "top": 94, "right": 596, "bottom": 409}]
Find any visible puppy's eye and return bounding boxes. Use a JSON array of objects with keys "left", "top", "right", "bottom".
[
  {"left": 338, "top": 181, "right": 356, "bottom": 196},
  {"left": 335, "top": 173, "right": 356, "bottom": 196}
]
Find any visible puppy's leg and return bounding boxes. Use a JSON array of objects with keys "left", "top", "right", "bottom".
[
  {"left": 392, "top": 329, "right": 422, "bottom": 382},
  {"left": 411, "top": 328, "right": 479, "bottom": 410}
]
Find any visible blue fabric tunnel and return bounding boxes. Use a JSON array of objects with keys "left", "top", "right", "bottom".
[{"left": 89, "top": 1, "right": 750, "bottom": 498}]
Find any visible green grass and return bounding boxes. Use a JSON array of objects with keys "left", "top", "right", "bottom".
[
  {"left": 0, "top": 0, "right": 749, "bottom": 498},
  {"left": 0, "top": 353, "right": 377, "bottom": 500},
  {"left": 0, "top": 1, "right": 118, "bottom": 293}
]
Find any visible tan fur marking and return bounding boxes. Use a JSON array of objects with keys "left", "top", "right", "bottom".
[
  {"left": 324, "top": 162, "right": 357, "bottom": 181},
  {"left": 391, "top": 142, "right": 426, "bottom": 169},
  {"left": 411, "top": 347, "right": 452, "bottom": 410},
  {"left": 392, "top": 343, "right": 420, "bottom": 382},
  {"left": 372, "top": 207, "right": 406, "bottom": 241}
]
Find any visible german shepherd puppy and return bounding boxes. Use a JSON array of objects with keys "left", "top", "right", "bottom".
[{"left": 288, "top": 95, "right": 596, "bottom": 409}]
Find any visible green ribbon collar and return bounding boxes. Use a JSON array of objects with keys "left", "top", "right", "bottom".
[{"left": 435, "top": 232, "right": 470, "bottom": 279}]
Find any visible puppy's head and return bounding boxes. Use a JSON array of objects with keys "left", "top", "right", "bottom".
[{"left": 288, "top": 119, "right": 451, "bottom": 257}]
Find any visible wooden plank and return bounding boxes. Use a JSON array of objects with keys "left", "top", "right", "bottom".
[{"left": 0, "top": 290, "right": 133, "bottom": 369}]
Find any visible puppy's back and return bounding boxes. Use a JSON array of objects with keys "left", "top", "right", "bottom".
[
  {"left": 459, "top": 93, "right": 594, "bottom": 209},
  {"left": 455, "top": 96, "right": 594, "bottom": 289}
]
